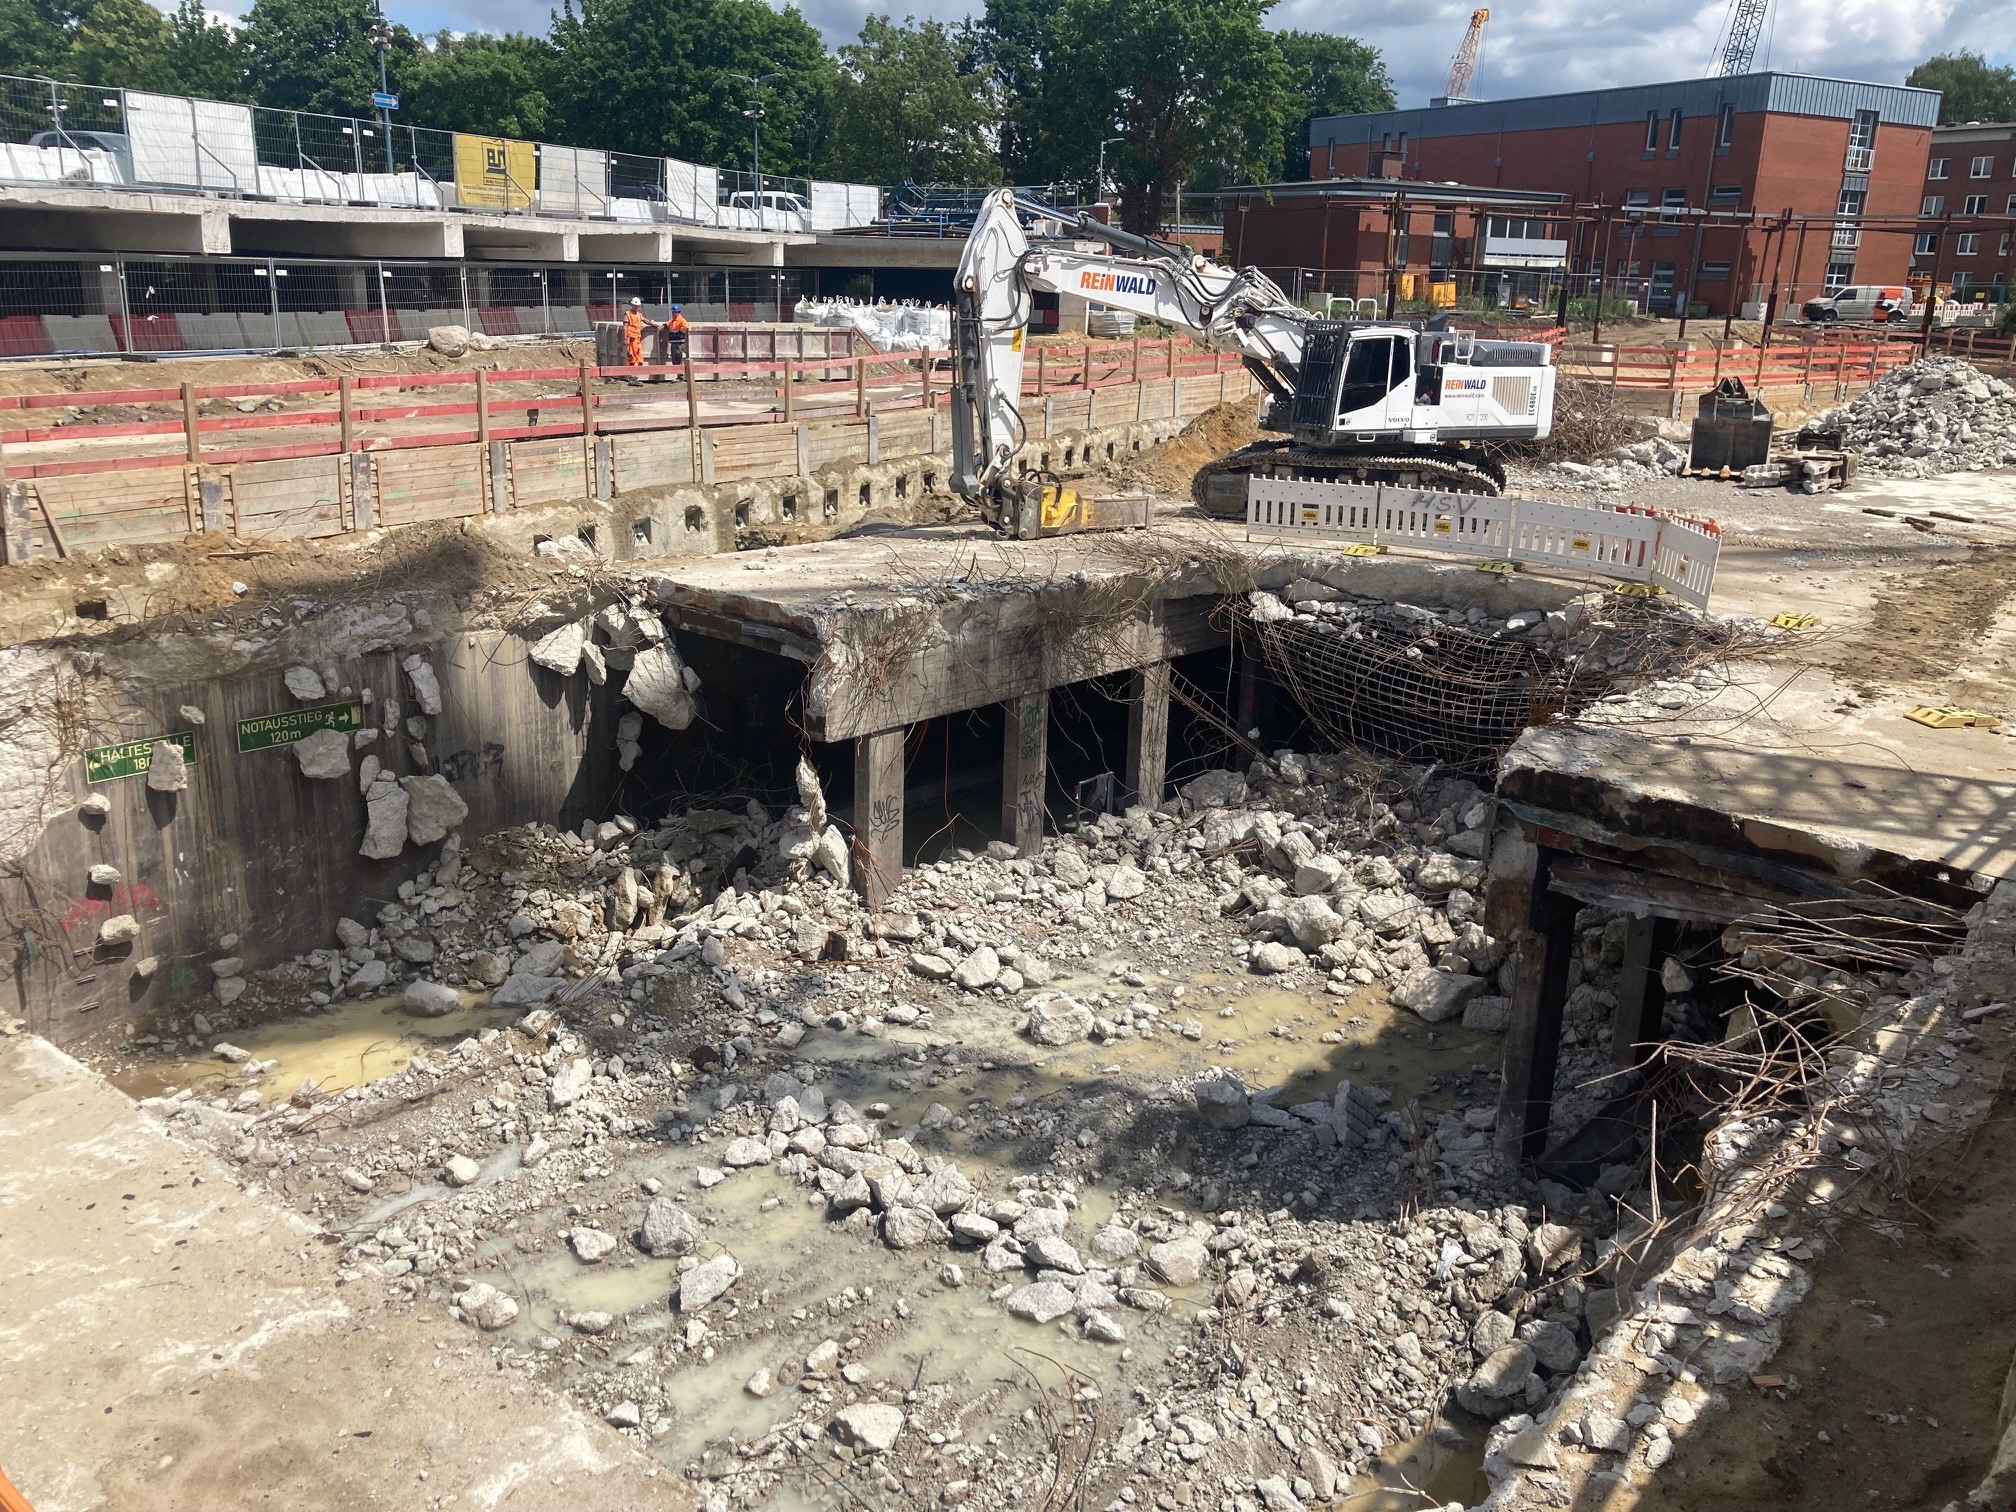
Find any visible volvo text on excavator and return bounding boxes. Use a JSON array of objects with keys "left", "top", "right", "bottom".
[{"left": 947, "top": 189, "right": 1557, "bottom": 539}]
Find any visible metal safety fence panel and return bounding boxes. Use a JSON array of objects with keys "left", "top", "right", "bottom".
[
  {"left": 1247, "top": 480, "right": 1718, "bottom": 602},
  {"left": 1245, "top": 477, "right": 1379, "bottom": 545},
  {"left": 1504, "top": 497, "right": 1658, "bottom": 583},
  {"left": 1374, "top": 487, "right": 1515, "bottom": 560},
  {"left": 1649, "top": 516, "right": 1721, "bottom": 608}
]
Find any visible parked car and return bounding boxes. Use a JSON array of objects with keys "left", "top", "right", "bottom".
[
  {"left": 28, "top": 129, "right": 132, "bottom": 181},
  {"left": 1801, "top": 285, "right": 1913, "bottom": 325}
]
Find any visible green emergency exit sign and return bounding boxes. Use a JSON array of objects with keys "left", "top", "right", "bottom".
[{"left": 235, "top": 699, "right": 367, "bottom": 753}]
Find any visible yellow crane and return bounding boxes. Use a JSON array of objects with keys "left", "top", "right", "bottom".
[{"left": 1443, "top": 9, "right": 1489, "bottom": 102}]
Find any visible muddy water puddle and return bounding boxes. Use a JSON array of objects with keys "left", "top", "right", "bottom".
[
  {"left": 496, "top": 1159, "right": 1177, "bottom": 1474},
  {"left": 1341, "top": 1424, "right": 1487, "bottom": 1509},
  {"left": 106, "top": 989, "right": 514, "bottom": 1105},
  {"left": 796, "top": 970, "right": 1494, "bottom": 1152}
]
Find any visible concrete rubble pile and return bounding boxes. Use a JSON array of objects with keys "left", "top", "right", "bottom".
[
  {"left": 1815, "top": 356, "right": 2016, "bottom": 476},
  {"left": 116, "top": 737, "right": 1692, "bottom": 1509}
]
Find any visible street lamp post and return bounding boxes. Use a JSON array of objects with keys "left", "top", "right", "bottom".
[
  {"left": 368, "top": 5, "right": 393, "bottom": 173},
  {"left": 732, "top": 71, "right": 783, "bottom": 228},
  {"left": 1096, "top": 136, "right": 1122, "bottom": 204}
]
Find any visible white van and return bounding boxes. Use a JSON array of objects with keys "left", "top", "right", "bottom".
[
  {"left": 724, "top": 190, "right": 810, "bottom": 230},
  {"left": 1801, "top": 285, "right": 1913, "bottom": 325}
]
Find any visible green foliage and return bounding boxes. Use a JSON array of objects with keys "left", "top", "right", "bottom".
[
  {"left": 1040, "top": 0, "right": 1294, "bottom": 232},
  {"left": 69, "top": 0, "right": 171, "bottom": 90},
  {"left": 0, "top": 0, "right": 78, "bottom": 78},
  {"left": 825, "top": 15, "right": 994, "bottom": 185},
  {"left": 1275, "top": 30, "right": 1392, "bottom": 180},
  {"left": 239, "top": 0, "right": 420, "bottom": 116},
  {"left": 406, "top": 31, "right": 554, "bottom": 139},
  {"left": 163, "top": 0, "right": 252, "bottom": 101},
  {"left": 545, "top": 0, "right": 830, "bottom": 172},
  {"left": 1907, "top": 52, "right": 2016, "bottom": 126},
  {"left": 970, "top": 0, "right": 1065, "bottom": 182}
]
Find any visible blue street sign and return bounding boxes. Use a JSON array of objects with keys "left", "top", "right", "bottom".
[{"left": 372, "top": 92, "right": 399, "bottom": 110}]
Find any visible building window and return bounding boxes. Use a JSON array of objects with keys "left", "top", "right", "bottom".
[
  {"left": 1668, "top": 108, "right": 1684, "bottom": 150},
  {"left": 1824, "top": 259, "right": 1854, "bottom": 290},
  {"left": 1971, "top": 155, "right": 1994, "bottom": 178},
  {"left": 2002, "top": 234, "right": 2012, "bottom": 257},
  {"left": 1717, "top": 104, "right": 1735, "bottom": 148},
  {"left": 1922, "top": 194, "right": 1944, "bottom": 215},
  {"left": 1709, "top": 184, "right": 1742, "bottom": 207},
  {"left": 1846, "top": 109, "right": 1877, "bottom": 170},
  {"left": 1836, "top": 186, "right": 1865, "bottom": 217},
  {"left": 1963, "top": 194, "right": 1987, "bottom": 215},
  {"left": 1658, "top": 187, "right": 1687, "bottom": 223},
  {"left": 1915, "top": 232, "right": 1939, "bottom": 255},
  {"left": 2008, "top": 195, "right": 2016, "bottom": 214},
  {"left": 1644, "top": 112, "right": 1659, "bottom": 153},
  {"left": 1698, "top": 261, "right": 1732, "bottom": 281},
  {"left": 1623, "top": 188, "right": 1650, "bottom": 222},
  {"left": 1956, "top": 233, "right": 1980, "bottom": 256},
  {"left": 1928, "top": 157, "right": 1949, "bottom": 180}
]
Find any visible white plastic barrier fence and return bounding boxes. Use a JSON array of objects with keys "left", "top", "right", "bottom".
[
  {"left": 664, "top": 158, "right": 719, "bottom": 226},
  {"left": 1247, "top": 477, "right": 1721, "bottom": 607}
]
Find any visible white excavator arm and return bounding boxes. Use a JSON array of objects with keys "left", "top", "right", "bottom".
[{"left": 948, "top": 188, "right": 1306, "bottom": 521}]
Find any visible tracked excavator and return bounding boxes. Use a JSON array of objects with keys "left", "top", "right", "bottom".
[{"left": 948, "top": 188, "right": 1558, "bottom": 539}]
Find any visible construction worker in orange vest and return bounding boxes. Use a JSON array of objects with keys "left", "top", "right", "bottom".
[
  {"left": 664, "top": 303, "right": 690, "bottom": 364},
  {"left": 621, "top": 296, "right": 654, "bottom": 366}
]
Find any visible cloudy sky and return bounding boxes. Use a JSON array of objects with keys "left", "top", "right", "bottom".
[{"left": 208, "top": 0, "right": 2015, "bottom": 110}]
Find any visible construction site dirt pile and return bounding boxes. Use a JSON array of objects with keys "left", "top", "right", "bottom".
[{"left": 1107, "top": 394, "right": 1264, "bottom": 498}]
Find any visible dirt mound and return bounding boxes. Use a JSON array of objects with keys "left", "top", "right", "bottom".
[{"left": 1100, "top": 394, "right": 1264, "bottom": 496}]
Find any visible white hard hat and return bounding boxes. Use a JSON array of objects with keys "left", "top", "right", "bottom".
[{"left": 630, "top": 296, "right": 642, "bottom": 306}]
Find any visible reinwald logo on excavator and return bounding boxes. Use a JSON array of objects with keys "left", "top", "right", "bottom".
[{"left": 1078, "top": 271, "right": 1158, "bottom": 296}]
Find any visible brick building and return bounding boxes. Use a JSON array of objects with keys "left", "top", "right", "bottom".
[
  {"left": 1912, "top": 123, "right": 2016, "bottom": 303},
  {"left": 1243, "top": 73, "right": 1941, "bottom": 316},
  {"left": 1218, "top": 178, "right": 1570, "bottom": 306}
]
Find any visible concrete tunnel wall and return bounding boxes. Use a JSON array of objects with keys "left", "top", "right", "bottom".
[{"left": 2, "top": 629, "right": 620, "bottom": 1045}]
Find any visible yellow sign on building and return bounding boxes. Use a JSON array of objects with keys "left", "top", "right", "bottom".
[{"left": 452, "top": 134, "right": 534, "bottom": 210}]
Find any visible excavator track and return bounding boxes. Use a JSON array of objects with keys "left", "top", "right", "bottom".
[{"left": 1193, "top": 443, "right": 1505, "bottom": 520}]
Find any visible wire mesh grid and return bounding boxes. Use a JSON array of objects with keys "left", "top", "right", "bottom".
[{"left": 1242, "top": 602, "right": 1571, "bottom": 774}]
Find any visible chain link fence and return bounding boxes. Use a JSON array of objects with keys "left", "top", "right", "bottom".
[
  {"left": 0, "top": 71, "right": 883, "bottom": 231},
  {"left": 0, "top": 252, "right": 823, "bottom": 357}
]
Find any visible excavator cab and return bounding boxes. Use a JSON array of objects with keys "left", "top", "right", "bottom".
[{"left": 1288, "top": 324, "right": 1416, "bottom": 444}]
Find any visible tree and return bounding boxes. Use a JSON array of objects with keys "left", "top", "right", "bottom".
[
  {"left": 546, "top": 0, "right": 831, "bottom": 174},
  {"left": 163, "top": 0, "right": 253, "bottom": 101},
  {"left": 1040, "top": 0, "right": 1293, "bottom": 234},
  {"left": 1275, "top": 30, "right": 1392, "bottom": 180},
  {"left": 970, "top": 0, "right": 1067, "bottom": 183},
  {"left": 1907, "top": 52, "right": 2016, "bottom": 126},
  {"left": 240, "top": 0, "right": 420, "bottom": 116},
  {"left": 825, "top": 16, "right": 994, "bottom": 185},
  {"left": 406, "top": 31, "right": 555, "bottom": 139},
  {"left": 68, "top": 0, "right": 173, "bottom": 89},
  {"left": 0, "top": 0, "right": 78, "bottom": 78}
]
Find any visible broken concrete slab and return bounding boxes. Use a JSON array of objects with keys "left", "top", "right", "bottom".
[
  {"left": 623, "top": 642, "right": 698, "bottom": 730},
  {"left": 402, "top": 773, "right": 469, "bottom": 845},
  {"left": 294, "top": 726, "right": 352, "bottom": 780}
]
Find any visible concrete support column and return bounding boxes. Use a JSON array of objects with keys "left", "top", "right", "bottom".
[
  {"left": 852, "top": 728, "right": 905, "bottom": 909},
  {"left": 1235, "top": 647, "right": 1274, "bottom": 746},
  {"left": 1611, "top": 913, "right": 1678, "bottom": 1067},
  {"left": 1001, "top": 691, "right": 1048, "bottom": 858},
  {"left": 1490, "top": 834, "right": 1578, "bottom": 1161},
  {"left": 1125, "top": 661, "right": 1171, "bottom": 809}
]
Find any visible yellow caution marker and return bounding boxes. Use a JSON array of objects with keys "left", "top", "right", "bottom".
[
  {"left": 1340, "top": 542, "right": 1385, "bottom": 557},
  {"left": 1904, "top": 706, "right": 2001, "bottom": 730},
  {"left": 1475, "top": 559, "right": 1519, "bottom": 575},
  {"left": 1613, "top": 583, "right": 1666, "bottom": 598},
  {"left": 1770, "top": 612, "right": 1820, "bottom": 630}
]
